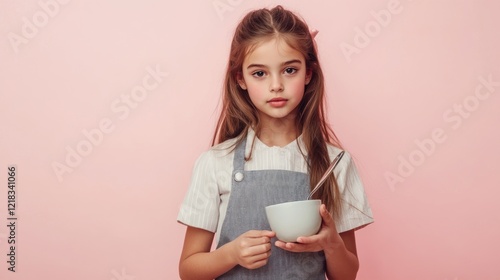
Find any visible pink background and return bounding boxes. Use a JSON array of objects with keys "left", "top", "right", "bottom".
[{"left": 1, "top": 0, "right": 499, "bottom": 279}]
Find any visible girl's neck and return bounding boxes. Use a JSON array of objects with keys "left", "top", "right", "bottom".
[{"left": 256, "top": 116, "right": 299, "bottom": 148}]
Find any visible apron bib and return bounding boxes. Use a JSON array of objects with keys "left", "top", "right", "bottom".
[{"left": 216, "top": 138, "right": 326, "bottom": 279}]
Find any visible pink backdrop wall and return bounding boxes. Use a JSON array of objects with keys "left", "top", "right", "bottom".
[{"left": 1, "top": 0, "right": 499, "bottom": 279}]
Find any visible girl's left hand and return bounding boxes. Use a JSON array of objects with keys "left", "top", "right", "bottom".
[{"left": 275, "top": 204, "right": 343, "bottom": 253}]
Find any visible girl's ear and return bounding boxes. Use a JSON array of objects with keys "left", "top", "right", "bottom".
[
  {"left": 305, "top": 69, "right": 313, "bottom": 85},
  {"left": 236, "top": 72, "right": 247, "bottom": 90}
]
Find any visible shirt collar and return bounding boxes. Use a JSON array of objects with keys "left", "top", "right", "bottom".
[{"left": 245, "top": 127, "right": 307, "bottom": 156}]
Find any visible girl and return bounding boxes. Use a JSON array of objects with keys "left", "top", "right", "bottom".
[{"left": 177, "top": 5, "right": 373, "bottom": 280}]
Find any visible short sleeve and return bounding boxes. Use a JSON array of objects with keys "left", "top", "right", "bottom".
[
  {"left": 333, "top": 151, "right": 374, "bottom": 233},
  {"left": 177, "top": 150, "right": 220, "bottom": 232}
]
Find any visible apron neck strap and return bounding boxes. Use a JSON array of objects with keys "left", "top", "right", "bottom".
[{"left": 233, "top": 136, "right": 247, "bottom": 171}]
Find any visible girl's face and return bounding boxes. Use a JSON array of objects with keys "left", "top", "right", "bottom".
[{"left": 238, "top": 38, "right": 311, "bottom": 124}]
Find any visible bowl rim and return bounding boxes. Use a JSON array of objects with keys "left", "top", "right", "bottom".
[{"left": 265, "top": 199, "right": 321, "bottom": 210}]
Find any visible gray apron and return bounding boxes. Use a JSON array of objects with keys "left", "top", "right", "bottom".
[{"left": 216, "top": 138, "right": 326, "bottom": 279}]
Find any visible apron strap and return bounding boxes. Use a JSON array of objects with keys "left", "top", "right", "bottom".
[{"left": 233, "top": 136, "right": 247, "bottom": 172}]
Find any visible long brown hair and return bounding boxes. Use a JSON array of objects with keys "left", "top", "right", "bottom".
[{"left": 212, "top": 5, "right": 343, "bottom": 218}]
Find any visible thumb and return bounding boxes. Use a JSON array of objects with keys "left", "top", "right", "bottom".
[
  {"left": 320, "top": 204, "right": 335, "bottom": 227},
  {"left": 260, "top": 230, "right": 276, "bottom": 238}
]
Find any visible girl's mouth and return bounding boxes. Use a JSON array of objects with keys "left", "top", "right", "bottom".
[{"left": 268, "top": 98, "right": 288, "bottom": 108}]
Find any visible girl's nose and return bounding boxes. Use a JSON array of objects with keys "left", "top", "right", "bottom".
[{"left": 269, "top": 76, "right": 284, "bottom": 93}]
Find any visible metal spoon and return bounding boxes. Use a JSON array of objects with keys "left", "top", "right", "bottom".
[{"left": 307, "top": 151, "right": 345, "bottom": 200}]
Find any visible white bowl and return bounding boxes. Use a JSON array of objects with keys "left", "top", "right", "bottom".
[{"left": 265, "top": 199, "right": 321, "bottom": 242}]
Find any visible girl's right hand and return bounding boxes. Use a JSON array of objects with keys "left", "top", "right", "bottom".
[{"left": 228, "top": 230, "right": 275, "bottom": 270}]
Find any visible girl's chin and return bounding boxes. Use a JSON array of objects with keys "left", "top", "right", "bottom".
[{"left": 258, "top": 112, "right": 298, "bottom": 122}]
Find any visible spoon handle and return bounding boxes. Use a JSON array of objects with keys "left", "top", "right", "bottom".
[{"left": 307, "top": 151, "right": 345, "bottom": 200}]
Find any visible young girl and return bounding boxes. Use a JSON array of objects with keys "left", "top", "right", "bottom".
[{"left": 177, "top": 5, "right": 373, "bottom": 279}]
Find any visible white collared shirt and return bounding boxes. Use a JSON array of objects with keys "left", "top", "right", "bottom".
[{"left": 177, "top": 129, "right": 374, "bottom": 243}]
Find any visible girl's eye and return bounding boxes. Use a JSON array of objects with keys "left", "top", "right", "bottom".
[
  {"left": 284, "top": 67, "right": 297, "bottom": 75},
  {"left": 252, "top": 71, "right": 265, "bottom": 77}
]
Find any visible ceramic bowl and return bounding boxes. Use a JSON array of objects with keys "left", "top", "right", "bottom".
[{"left": 265, "top": 199, "right": 321, "bottom": 242}]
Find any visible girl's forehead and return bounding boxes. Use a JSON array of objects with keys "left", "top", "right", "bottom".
[{"left": 243, "top": 37, "right": 305, "bottom": 66}]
